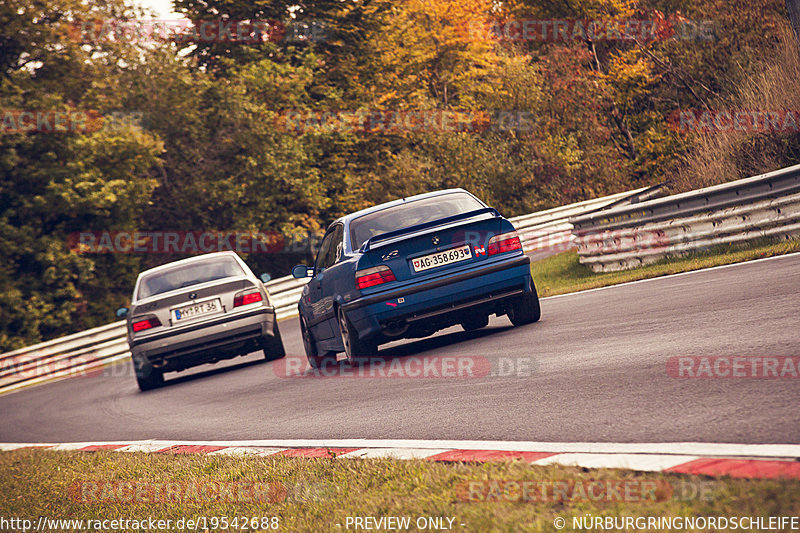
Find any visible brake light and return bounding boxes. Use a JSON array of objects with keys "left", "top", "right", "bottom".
[
  {"left": 487, "top": 231, "right": 522, "bottom": 255},
  {"left": 234, "top": 290, "right": 263, "bottom": 307},
  {"left": 132, "top": 317, "right": 161, "bottom": 332},
  {"left": 356, "top": 265, "right": 397, "bottom": 289}
]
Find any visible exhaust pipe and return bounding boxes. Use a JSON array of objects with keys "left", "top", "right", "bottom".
[{"left": 382, "top": 320, "right": 409, "bottom": 337}]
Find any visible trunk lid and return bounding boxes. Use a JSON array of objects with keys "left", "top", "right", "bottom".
[
  {"left": 129, "top": 277, "right": 255, "bottom": 333},
  {"left": 359, "top": 211, "right": 503, "bottom": 284}
]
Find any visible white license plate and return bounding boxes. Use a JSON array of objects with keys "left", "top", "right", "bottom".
[
  {"left": 172, "top": 299, "right": 221, "bottom": 322},
  {"left": 411, "top": 245, "right": 472, "bottom": 273}
]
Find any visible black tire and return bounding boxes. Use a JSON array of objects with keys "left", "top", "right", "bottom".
[
  {"left": 508, "top": 287, "right": 541, "bottom": 326},
  {"left": 135, "top": 365, "right": 164, "bottom": 391},
  {"left": 337, "top": 306, "right": 377, "bottom": 363},
  {"left": 301, "top": 315, "right": 330, "bottom": 369},
  {"left": 261, "top": 321, "right": 286, "bottom": 361},
  {"left": 461, "top": 314, "right": 489, "bottom": 331}
]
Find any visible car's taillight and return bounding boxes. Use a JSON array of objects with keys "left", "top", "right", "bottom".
[
  {"left": 487, "top": 231, "right": 522, "bottom": 255},
  {"left": 356, "top": 265, "right": 397, "bottom": 289},
  {"left": 234, "top": 289, "right": 263, "bottom": 307},
  {"left": 132, "top": 316, "right": 161, "bottom": 332}
]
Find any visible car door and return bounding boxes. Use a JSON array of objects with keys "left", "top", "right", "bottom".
[
  {"left": 306, "top": 226, "right": 337, "bottom": 340},
  {"left": 317, "top": 223, "right": 346, "bottom": 339}
]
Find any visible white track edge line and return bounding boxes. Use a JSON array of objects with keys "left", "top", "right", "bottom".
[{"left": 2, "top": 440, "right": 799, "bottom": 458}]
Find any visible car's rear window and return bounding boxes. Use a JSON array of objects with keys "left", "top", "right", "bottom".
[
  {"left": 349, "top": 192, "right": 484, "bottom": 249},
  {"left": 136, "top": 256, "right": 245, "bottom": 300}
]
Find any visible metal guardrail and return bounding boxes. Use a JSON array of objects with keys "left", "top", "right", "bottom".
[
  {"left": 0, "top": 185, "right": 663, "bottom": 394},
  {"left": 0, "top": 322, "right": 130, "bottom": 394},
  {"left": 571, "top": 164, "right": 800, "bottom": 272},
  {"left": 511, "top": 185, "right": 663, "bottom": 257}
]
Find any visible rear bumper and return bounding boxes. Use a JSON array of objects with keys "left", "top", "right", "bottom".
[
  {"left": 129, "top": 306, "right": 277, "bottom": 371},
  {"left": 342, "top": 254, "right": 532, "bottom": 339}
]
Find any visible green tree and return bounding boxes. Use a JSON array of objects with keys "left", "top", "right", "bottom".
[{"left": 0, "top": 0, "right": 163, "bottom": 349}]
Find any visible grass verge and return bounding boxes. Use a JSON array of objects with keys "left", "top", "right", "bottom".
[
  {"left": 531, "top": 238, "right": 800, "bottom": 298},
  {"left": 1, "top": 449, "right": 799, "bottom": 532}
]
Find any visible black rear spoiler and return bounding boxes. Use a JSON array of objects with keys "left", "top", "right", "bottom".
[{"left": 360, "top": 207, "right": 500, "bottom": 252}]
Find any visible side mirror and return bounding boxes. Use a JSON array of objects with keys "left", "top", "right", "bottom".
[
  {"left": 116, "top": 307, "right": 128, "bottom": 318},
  {"left": 260, "top": 273, "right": 272, "bottom": 283},
  {"left": 292, "top": 264, "right": 313, "bottom": 278}
]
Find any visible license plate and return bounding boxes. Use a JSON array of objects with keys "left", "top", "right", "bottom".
[
  {"left": 172, "top": 299, "right": 221, "bottom": 322},
  {"left": 411, "top": 245, "right": 472, "bottom": 273}
]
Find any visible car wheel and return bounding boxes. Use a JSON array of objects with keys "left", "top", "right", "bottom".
[
  {"left": 337, "top": 306, "right": 377, "bottom": 363},
  {"left": 508, "top": 287, "right": 541, "bottom": 326},
  {"left": 461, "top": 314, "right": 489, "bottom": 331},
  {"left": 261, "top": 322, "right": 286, "bottom": 361},
  {"left": 135, "top": 365, "right": 164, "bottom": 391},
  {"left": 300, "top": 315, "right": 329, "bottom": 369}
]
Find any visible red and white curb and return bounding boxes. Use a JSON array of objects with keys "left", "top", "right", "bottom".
[{"left": 2, "top": 440, "right": 800, "bottom": 480}]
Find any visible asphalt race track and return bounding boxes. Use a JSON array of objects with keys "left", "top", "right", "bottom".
[{"left": 1, "top": 254, "right": 799, "bottom": 444}]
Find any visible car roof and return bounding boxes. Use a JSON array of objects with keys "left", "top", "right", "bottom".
[
  {"left": 137, "top": 251, "right": 243, "bottom": 277},
  {"left": 332, "top": 188, "right": 475, "bottom": 229}
]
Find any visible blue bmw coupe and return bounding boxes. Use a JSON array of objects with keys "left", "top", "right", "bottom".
[{"left": 292, "top": 189, "right": 540, "bottom": 367}]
